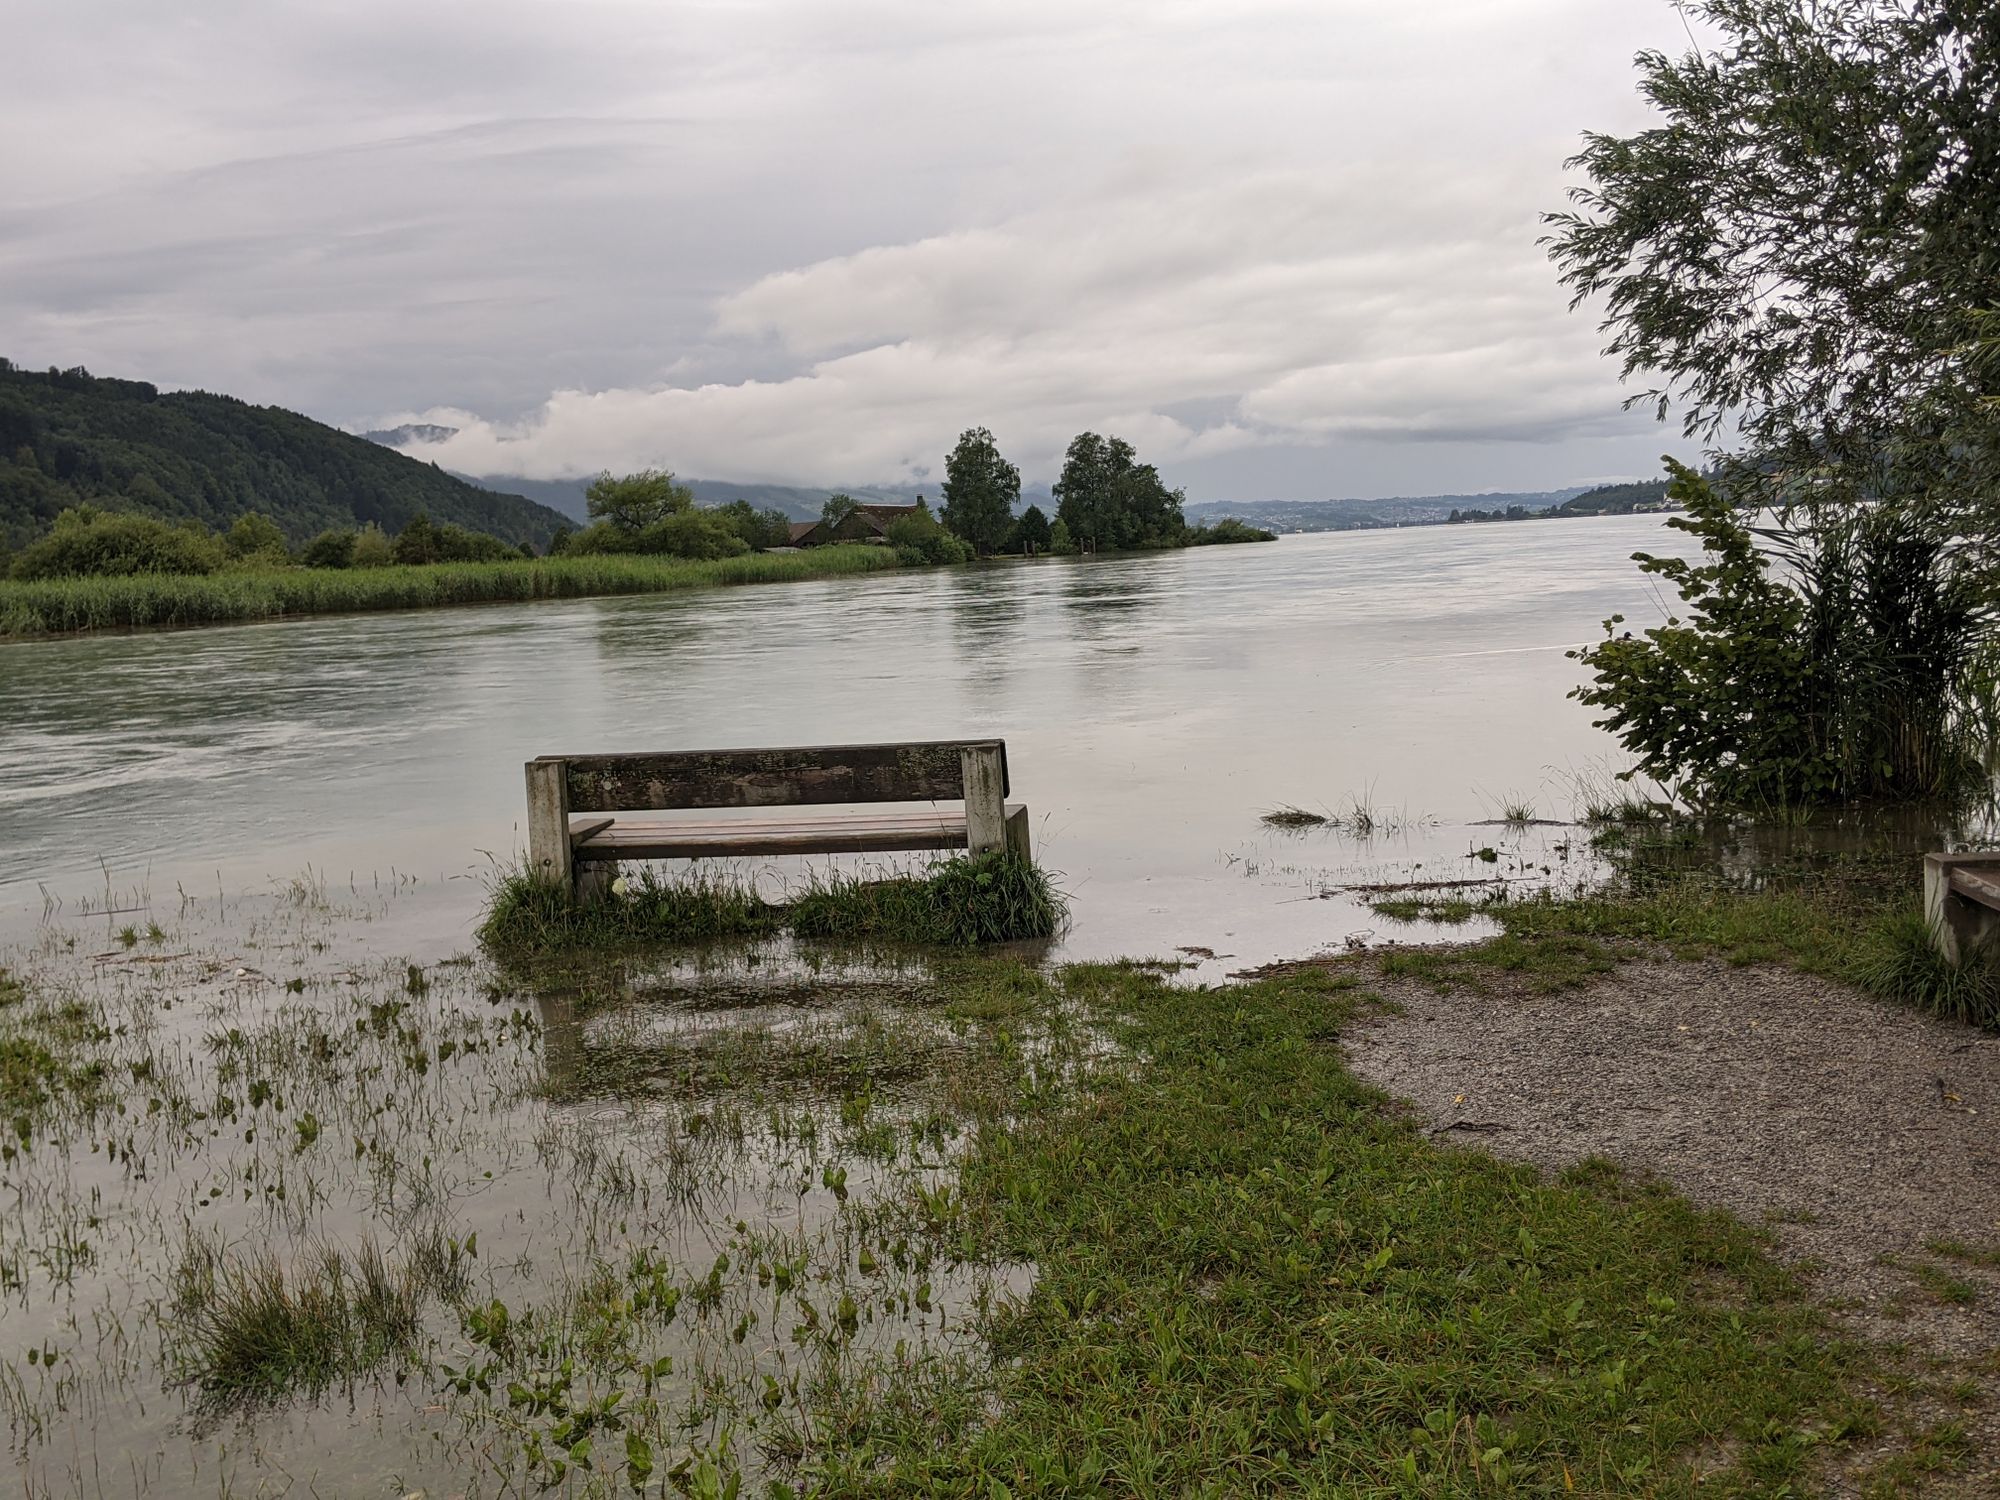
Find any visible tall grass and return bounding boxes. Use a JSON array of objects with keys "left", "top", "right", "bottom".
[
  {"left": 480, "top": 852, "right": 1068, "bottom": 953},
  {"left": 168, "top": 1234, "right": 444, "bottom": 1403},
  {"left": 787, "top": 853, "right": 1067, "bottom": 945},
  {"left": 0, "top": 546, "right": 900, "bottom": 638}
]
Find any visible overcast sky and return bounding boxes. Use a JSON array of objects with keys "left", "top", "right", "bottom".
[{"left": 2, "top": 1, "right": 1705, "bottom": 500}]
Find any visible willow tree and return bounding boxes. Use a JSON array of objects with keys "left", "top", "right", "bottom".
[
  {"left": 1543, "top": 0, "right": 2000, "bottom": 518},
  {"left": 1548, "top": 0, "right": 2000, "bottom": 804}
]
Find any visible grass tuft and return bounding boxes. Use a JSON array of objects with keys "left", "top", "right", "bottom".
[
  {"left": 788, "top": 853, "right": 1068, "bottom": 946},
  {"left": 480, "top": 851, "right": 1067, "bottom": 953},
  {"left": 168, "top": 1236, "right": 437, "bottom": 1404},
  {"left": 479, "top": 865, "right": 780, "bottom": 952},
  {"left": 1848, "top": 906, "right": 2000, "bottom": 1028}
]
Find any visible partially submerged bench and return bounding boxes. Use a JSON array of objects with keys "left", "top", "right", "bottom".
[
  {"left": 524, "top": 740, "right": 1030, "bottom": 896},
  {"left": 1924, "top": 852, "right": 2000, "bottom": 963}
]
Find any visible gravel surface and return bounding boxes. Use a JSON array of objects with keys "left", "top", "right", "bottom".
[{"left": 1339, "top": 956, "right": 2000, "bottom": 1362}]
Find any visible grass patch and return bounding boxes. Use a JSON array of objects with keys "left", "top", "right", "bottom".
[
  {"left": 481, "top": 852, "right": 1068, "bottom": 954},
  {"left": 812, "top": 963, "right": 1874, "bottom": 1492},
  {"left": 1360, "top": 840, "right": 2000, "bottom": 1028},
  {"left": 787, "top": 853, "right": 1067, "bottom": 946},
  {"left": 1369, "top": 894, "right": 1490, "bottom": 925},
  {"left": 0, "top": 970, "right": 112, "bottom": 1144},
  {"left": 0, "top": 545, "right": 900, "bottom": 638},
  {"left": 479, "top": 865, "right": 780, "bottom": 952},
  {"left": 1848, "top": 906, "right": 2000, "bottom": 1028},
  {"left": 168, "top": 1235, "right": 445, "bottom": 1405}
]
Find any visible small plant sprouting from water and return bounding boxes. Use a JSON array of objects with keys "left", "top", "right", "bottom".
[{"left": 167, "top": 1234, "right": 440, "bottom": 1404}]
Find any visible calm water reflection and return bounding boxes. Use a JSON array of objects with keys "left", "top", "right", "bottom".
[{"left": 0, "top": 517, "right": 1706, "bottom": 968}]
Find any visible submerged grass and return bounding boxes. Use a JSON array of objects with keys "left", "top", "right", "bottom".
[
  {"left": 0, "top": 545, "right": 901, "bottom": 638},
  {"left": 479, "top": 865, "right": 781, "bottom": 951},
  {"left": 168, "top": 1234, "right": 442, "bottom": 1404},
  {"left": 480, "top": 852, "right": 1068, "bottom": 954}
]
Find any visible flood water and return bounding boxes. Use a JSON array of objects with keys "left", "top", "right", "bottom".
[{"left": 0, "top": 516, "right": 1704, "bottom": 969}]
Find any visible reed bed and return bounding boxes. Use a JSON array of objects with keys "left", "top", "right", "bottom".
[{"left": 0, "top": 546, "right": 901, "bottom": 638}]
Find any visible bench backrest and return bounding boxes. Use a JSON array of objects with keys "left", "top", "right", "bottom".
[{"left": 541, "top": 739, "right": 1010, "bottom": 812}]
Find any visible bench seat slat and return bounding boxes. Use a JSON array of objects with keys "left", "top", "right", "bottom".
[
  {"left": 571, "top": 805, "right": 1024, "bottom": 862},
  {"left": 1949, "top": 865, "right": 2000, "bottom": 911}
]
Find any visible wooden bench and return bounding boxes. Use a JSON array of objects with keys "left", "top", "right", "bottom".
[
  {"left": 1924, "top": 852, "right": 2000, "bottom": 963},
  {"left": 524, "top": 739, "right": 1030, "bottom": 895}
]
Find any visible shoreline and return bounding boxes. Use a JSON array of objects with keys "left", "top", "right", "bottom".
[{"left": 0, "top": 544, "right": 907, "bottom": 641}]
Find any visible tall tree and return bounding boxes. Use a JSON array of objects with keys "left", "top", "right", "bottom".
[
  {"left": 1014, "top": 503, "right": 1052, "bottom": 553},
  {"left": 1542, "top": 0, "right": 2000, "bottom": 519},
  {"left": 586, "top": 469, "right": 693, "bottom": 533},
  {"left": 940, "top": 428, "right": 1020, "bottom": 555},
  {"left": 1053, "top": 432, "right": 1186, "bottom": 549}
]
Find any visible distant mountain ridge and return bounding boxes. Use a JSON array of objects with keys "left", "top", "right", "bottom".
[{"left": 0, "top": 362, "right": 573, "bottom": 550}]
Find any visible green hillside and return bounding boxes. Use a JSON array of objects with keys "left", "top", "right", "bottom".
[{"left": 0, "top": 361, "right": 572, "bottom": 551}]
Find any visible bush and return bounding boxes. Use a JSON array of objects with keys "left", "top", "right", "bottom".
[
  {"left": 1048, "top": 518, "right": 1077, "bottom": 555},
  {"left": 886, "top": 507, "right": 972, "bottom": 566},
  {"left": 350, "top": 524, "right": 394, "bottom": 567},
  {"left": 10, "top": 505, "right": 224, "bottom": 579},
  {"left": 224, "top": 512, "right": 290, "bottom": 561},
  {"left": 299, "top": 529, "right": 357, "bottom": 569},
  {"left": 1187, "top": 517, "right": 1277, "bottom": 545},
  {"left": 710, "top": 499, "right": 792, "bottom": 551},
  {"left": 1573, "top": 459, "right": 1996, "bottom": 807},
  {"left": 565, "top": 509, "right": 750, "bottom": 561}
]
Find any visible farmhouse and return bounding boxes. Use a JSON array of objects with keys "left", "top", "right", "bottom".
[{"left": 787, "top": 502, "right": 922, "bottom": 547}]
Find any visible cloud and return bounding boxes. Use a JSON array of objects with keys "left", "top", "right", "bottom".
[
  {"left": 0, "top": 0, "right": 1692, "bottom": 495},
  {"left": 404, "top": 165, "right": 1634, "bottom": 484}
]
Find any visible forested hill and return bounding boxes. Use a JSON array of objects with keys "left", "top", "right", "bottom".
[{"left": 0, "top": 362, "right": 572, "bottom": 550}]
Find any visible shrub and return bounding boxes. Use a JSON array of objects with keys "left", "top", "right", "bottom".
[
  {"left": 299, "top": 529, "right": 357, "bottom": 569},
  {"left": 886, "top": 507, "right": 972, "bottom": 566},
  {"left": 710, "top": 499, "right": 792, "bottom": 551},
  {"left": 350, "top": 524, "right": 394, "bottom": 567},
  {"left": 1573, "top": 459, "right": 1996, "bottom": 807},
  {"left": 565, "top": 510, "right": 750, "bottom": 561},
  {"left": 1048, "top": 518, "right": 1077, "bottom": 555},
  {"left": 1187, "top": 517, "right": 1277, "bottom": 545},
  {"left": 224, "top": 512, "right": 289, "bottom": 561},
  {"left": 10, "top": 505, "right": 224, "bottom": 579}
]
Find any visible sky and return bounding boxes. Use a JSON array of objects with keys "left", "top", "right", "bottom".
[{"left": 1, "top": 1, "right": 1708, "bottom": 500}]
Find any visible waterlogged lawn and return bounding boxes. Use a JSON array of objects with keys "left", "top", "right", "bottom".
[{"left": 0, "top": 877, "right": 1952, "bottom": 1496}]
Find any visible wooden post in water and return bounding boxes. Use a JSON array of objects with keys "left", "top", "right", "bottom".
[
  {"left": 960, "top": 744, "right": 1008, "bottom": 856},
  {"left": 525, "top": 759, "right": 574, "bottom": 891}
]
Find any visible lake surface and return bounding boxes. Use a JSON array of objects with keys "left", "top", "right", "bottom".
[{"left": 0, "top": 516, "right": 1701, "bottom": 970}]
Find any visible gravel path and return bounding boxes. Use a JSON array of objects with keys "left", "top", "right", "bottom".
[{"left": 1338, "top": 957, "right": 2000, "bottom": 1362}]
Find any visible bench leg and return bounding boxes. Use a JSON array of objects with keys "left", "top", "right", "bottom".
[
  {"left": 575, "top": 861, "right": 615, "bottom": 903},
  {"left": 1004, "top": 805, "right": 1032, "bottom": 862},
  {"left": 961, "top": 744, "right": 1008, "bottom": 856},
  {"left": 525, "top": 760, "right": 575, "bottom": 893},
  {"left": 1925, "top": 853, "right": 2000, "bottom": 965}
]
